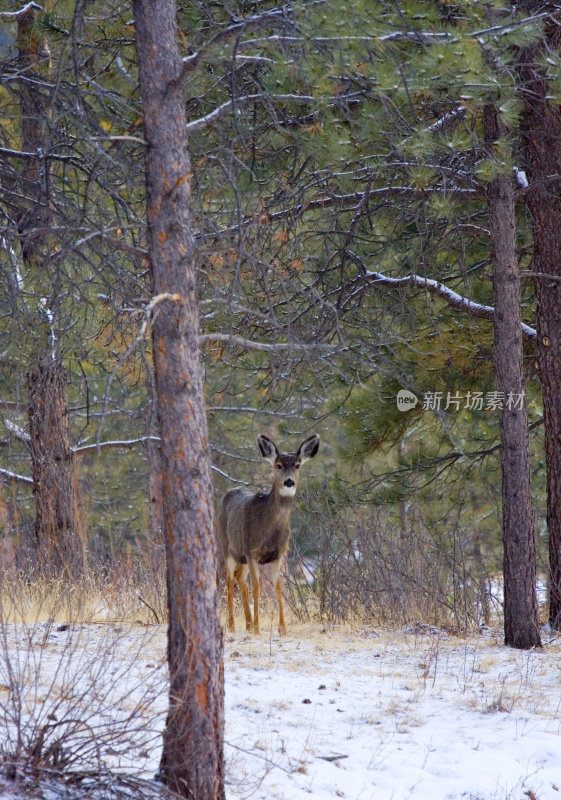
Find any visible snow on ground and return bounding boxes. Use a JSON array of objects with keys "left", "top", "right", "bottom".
[
  {"left": 225, "top": 623, "right": 561, "bottom": 800},
  {"left": 2, "top": 619, "right": 561, "bottom": 799}
]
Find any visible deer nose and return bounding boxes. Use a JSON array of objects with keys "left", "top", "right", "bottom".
[{"left": 284, "top": 478, "right": 295, "bottom": 488}]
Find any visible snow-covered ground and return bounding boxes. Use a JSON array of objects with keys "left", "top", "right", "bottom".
[
  {"left": 2, "top": 619, "right": 561, "bottom": 799},
  {"left": 226, "top": 623, "right": 561, "bottom": 799}
]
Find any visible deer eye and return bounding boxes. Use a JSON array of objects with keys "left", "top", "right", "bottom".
[
  {"left": 275, "top": 463, "right": 283, "bottom": 469},
  {"left": 295, "top": 464, "right": 300, "bottom": 469}
]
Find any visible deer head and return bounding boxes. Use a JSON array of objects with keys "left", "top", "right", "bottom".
[{"left": 257, "top": 433, "right": 320, "bottom": 499}]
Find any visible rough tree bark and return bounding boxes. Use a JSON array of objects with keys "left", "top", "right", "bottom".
[
  {"left": 133, "top": 1, "right": 225, "bottom": 798},
  {"left": 28, "top": 361, "right": 84, "bottom": 579},
  {"left": 9, "top": 5, "right": 85, "bottom": 578},
  {"left": 484, "top": 105, "right": 541, "bottom": 649},
  {"left": 517, "top": 13, "right": 561, "bottom": 629}
]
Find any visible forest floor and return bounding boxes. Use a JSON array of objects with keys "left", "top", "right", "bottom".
[{"left": 1, "top": 617, "right": 560, "bottom": 800}]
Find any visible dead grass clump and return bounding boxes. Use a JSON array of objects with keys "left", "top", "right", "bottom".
[{"left": 0, "top": 769, "right": 178, "bottom": 800}]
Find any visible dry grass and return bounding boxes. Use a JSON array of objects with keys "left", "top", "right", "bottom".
[{"left": 0, "top": 569, "right": 166, "bottom": 626}]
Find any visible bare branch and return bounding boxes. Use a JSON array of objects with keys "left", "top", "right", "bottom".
[
  {"left": 23, "top": 225, "right": 147, "bottom": 260},
  {"left": 210, "top": 465, "right": 249, "bottom": 485},
  {"left": 86, "top": 135, "right": 148, "bottom": 146},
  {"left": 0, "top": 146, "right": 74, "bottom": 162},
  {"left": 206, "top": 185, "right": 482, "bottom": 241},
  {"left": 176, "top": 7, "right": 289, "bottom": 86},
  {"left": 521, "top": 271, "right": 561, "bottom": 282},
  {"left": 95, "top": 293, "right": 180, "bottom": 449},
  {"left": 0, "top": 400, "right": 26, "bottom": 411},
  {"left": 74, "top": 437, "right": 160, "bottom": 455},
  {"left": 206, "top": 406, "right": 296, "bottom": 417}
]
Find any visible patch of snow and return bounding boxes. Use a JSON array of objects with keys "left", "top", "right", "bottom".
[
  {"left": 223, "top": 625, "right": 561, "bottom": 800},
  {"left": 2, "top": 622, "right": 561, "bottom": 799}
]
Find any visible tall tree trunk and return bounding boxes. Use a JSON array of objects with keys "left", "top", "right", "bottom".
[
  {"left": 12, "top": 5, "right": 85, "bottom": 578},
  {"left": 517, "top": 19, "right": 561, "bottom": 629},
  {"left": 28, "top": 360, "right": 84, "bottom": 579},
  {"left": 484, "top": 105, "right": 541, "bottom": 649},
  {"left": 133, "top": 2, "right": 225, "bottom": 798}
]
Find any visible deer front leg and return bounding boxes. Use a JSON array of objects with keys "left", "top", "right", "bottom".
[
  {"left": 271, "top": 557, "right": 287, "bottom": 636},
  {"left": 235, "top": 563, "right": 252, "bottom": 632},
  {"left": 248, "top": 558, "right": 260, "bottom": 634}
]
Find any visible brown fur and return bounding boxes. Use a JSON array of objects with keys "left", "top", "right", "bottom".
[{"left": 217, "top": 434, "right": 319, "bottom": 635}]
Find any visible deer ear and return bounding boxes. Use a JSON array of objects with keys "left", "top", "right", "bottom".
[
  {"left": 298, "top": 434, "right": 320, "bottom": 463},
  {"left": 258, "top": 434, "right": 278, "bottom": 464}
]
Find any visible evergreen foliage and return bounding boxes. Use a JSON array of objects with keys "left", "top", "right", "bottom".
[{"left": 0, "top": 0, "right": 556, "bottom": 632}]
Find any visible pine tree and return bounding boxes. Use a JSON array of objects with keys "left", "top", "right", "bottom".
[{"left": 134, "top": 0, "right": 225, "bottom": 796}]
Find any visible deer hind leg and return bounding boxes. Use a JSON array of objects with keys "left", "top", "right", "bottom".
[
  {"left": 248, "top": 558, "right": 260, "bottom": 634},
  {"left": 235, "top": 563, "right": 252, "bottom": 632},
  {"left": 226, "top": 555, "right": 237, "bottom": 632},
  {"left": 271, "top": 556, "right": 287, "bottom": 636}
]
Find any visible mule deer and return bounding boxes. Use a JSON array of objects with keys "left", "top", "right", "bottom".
[{"left": 218, "top": 433, "right": 320, "bottom": 635}]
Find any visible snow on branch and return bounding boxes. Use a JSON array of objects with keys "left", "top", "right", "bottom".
[
  {"left": 0, "top": 2, "right": 42, "bottom": 18},
  {"left": 377, "top": 13, "right": 552, "bottom": 43},
  {"left": 364, "top": 270, "right": 537, "bottom": 340},
  {"left": 186, "top": 94, "right": 315, "bottom": 133},
  {"left": 177, "top": 7, "right": 289, "bottom": 85},
  {"left": 424, "top": 105, "right": 467, "bottom": 135},
  {"left": 199, "top": 333, "right": 335, "bottom": 352},
  {"left": 74, "top": 436, "right": 160, "bottom": 455},
  {"left": 0, "top": 467, "right": 33, "bottom": 485},
  {"left": 4, "top": 419, "right": 30, "bottom": 443},
  {"left": 237, "top": 13, "right": 553, "bottom": 50}
]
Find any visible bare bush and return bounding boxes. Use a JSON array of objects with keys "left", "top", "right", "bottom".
[
  {"left": 286, "top": 502, "right": 499, "bottom": 631},
  {"left": 0, "top": 579, "right": 170, "bottom": 798}
]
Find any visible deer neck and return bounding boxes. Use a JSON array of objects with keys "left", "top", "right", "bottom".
[{"left": 267, "top": 484, "right": 295, "bottom": 517}]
